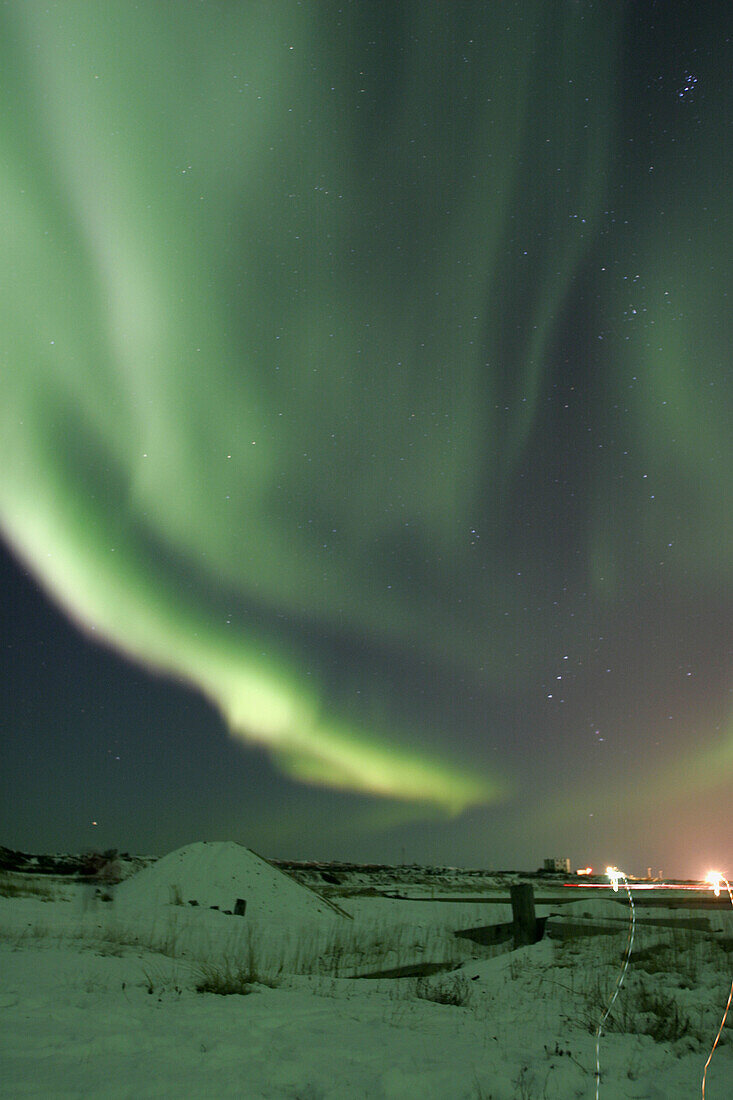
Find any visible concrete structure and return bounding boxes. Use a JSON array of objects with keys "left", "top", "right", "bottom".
[{"left": 543, "top": 856, "right": 571, "bottom": 873}]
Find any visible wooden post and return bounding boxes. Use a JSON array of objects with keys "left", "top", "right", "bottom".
[{"left": 510, "top": 884, "right": 536, "bottom": 947}]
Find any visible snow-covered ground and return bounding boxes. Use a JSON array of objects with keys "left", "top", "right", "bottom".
[{"left": 1, "top": 843, "right": 731, "bottom": 1098}]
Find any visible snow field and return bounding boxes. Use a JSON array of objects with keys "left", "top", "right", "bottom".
[{"left": 1, "top": 854, "right": 731, "bottom": 1098}]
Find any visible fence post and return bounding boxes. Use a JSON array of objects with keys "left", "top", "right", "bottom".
[{"left": 510, "top": 884, "right": 536, "bottom": 947}]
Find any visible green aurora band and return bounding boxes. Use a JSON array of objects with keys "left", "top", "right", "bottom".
[{"left": 1, "top": 3, "right": 730, "bottom": 815}]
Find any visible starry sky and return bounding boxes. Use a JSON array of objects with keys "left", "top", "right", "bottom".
[{"left": 1, "top": 1, "right": 730, "bottom": 877}]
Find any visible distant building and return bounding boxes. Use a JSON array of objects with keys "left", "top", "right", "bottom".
[{"left": 543, "top": 857, "right": 571, "bottom": 874}]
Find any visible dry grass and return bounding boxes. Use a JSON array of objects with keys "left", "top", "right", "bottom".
[
  {"left": 0, "top": 872, "right": 57, "bottom": 901},
  {"left": 548, "top": 923, "right": 733, "bottom": 1051},
  {"left": 194, "top": 956, "right": 281, "bottom": 995}
]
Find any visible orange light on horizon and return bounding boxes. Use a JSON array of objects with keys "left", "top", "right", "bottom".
[{"left": 576, "top": 866, "right": 593, "bottom": 876}]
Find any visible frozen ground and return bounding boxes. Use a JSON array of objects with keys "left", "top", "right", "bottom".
[{"left": 1, "top": 844, "right": 731, "bottom": 1098}]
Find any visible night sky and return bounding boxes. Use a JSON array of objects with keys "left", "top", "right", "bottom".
[{"left": 1, "top": 2, "right": 730, "bottom": 877}]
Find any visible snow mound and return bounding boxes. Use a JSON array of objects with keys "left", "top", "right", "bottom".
[
  {"left": 114, "top": 841, "right": 347, "bottom": 926},
  {"left": 546, "top": 897, "right": 733, "bottom": 936}
]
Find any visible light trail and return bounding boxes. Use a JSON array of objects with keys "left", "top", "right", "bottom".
[
  {"left": 701, "top": 872, "right": 732, "bottom": 1100},
  {"left": 595, "top": 867, "right": 635, "bottom": 1100},
  {"left": 563, "top": 881, "right": 723, "bottom": 891}
]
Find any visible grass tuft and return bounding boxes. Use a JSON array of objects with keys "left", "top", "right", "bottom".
[{"left": 194, "top": 956, "right": 280, "bottom": 995}]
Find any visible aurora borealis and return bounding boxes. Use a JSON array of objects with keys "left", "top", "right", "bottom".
[{"left": 1, "top": 2, "right": 730, "bottom": 875}]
